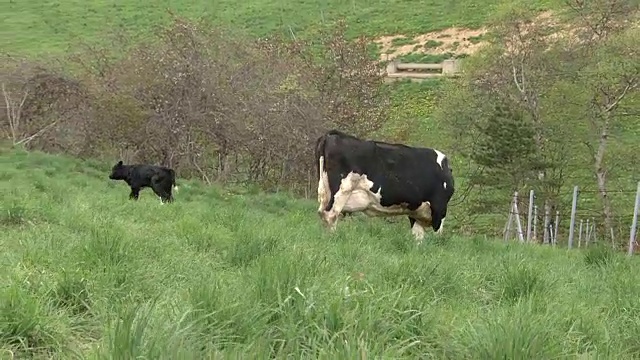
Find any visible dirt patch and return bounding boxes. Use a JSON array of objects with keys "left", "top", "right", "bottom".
[
  {"left": 373, "top": 11, "right": 570, "bottom": 61},
  {"left": 374, "top": 27, "right": 489, "bottom": 61}
]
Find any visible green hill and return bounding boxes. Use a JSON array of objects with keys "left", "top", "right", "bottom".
[
  {"left": 2, "top": 147, "right": 640, "bottom": 358},
  {"left": 3, "top": 0, "right": 564, "bottom": 56}
]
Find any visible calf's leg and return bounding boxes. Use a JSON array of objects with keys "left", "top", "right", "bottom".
[
  {"left": 129, "top": 187, "right": 141, "bottom": 200},
  {"left": 151, "top": 176, "right": 173, "bottom": 204}
]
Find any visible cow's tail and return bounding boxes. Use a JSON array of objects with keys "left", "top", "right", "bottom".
[
  {"left": 169, "top": 169, "right": 179, "bottom": 192},
  {"left": 315, "top": 132, "right": 333, "bottom": 212},
  {"left": 315, "top": 133, "right": 328, "bottom": 181}
]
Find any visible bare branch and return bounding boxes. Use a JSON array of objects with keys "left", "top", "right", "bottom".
[
  {"left": 511, "top": 59, "right": 525, "bottom": 94},
  {"left": 604, "top": 80, "right": 638, "bottom": 113},
  {"left": 15, "top": 121, "right": 58, "bottom": 146},
  {"left": 1, "top": 83, "right": 14, "bottom": 140}
]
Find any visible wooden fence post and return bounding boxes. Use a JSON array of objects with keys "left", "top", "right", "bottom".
[
  {"left": 578, "top": 219, "right": 584, "bottom": 248},
  {"left": 526, "top": 190, "right": 534, "bottom": 242},
  {"left": 568, "top": 186, "right": 579, "bottom": 249},
  {"left": 628, "top": 182, "right": 640, "bottom": 256},
  {"left": 543, "top": 201, "right": 550, "bottom": 244},
  {"left": 533, "top": 205, "right": 538, "bottom": 242},
  {"left": 554, "top": 210, "right": 560, "bottom": 246},
  {"left": 513, "top": 192, "right": 524, "bottom": 242}
]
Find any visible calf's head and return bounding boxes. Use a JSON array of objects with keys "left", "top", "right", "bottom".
[{"left": 109, "top": 160, "right": 128, "bottom": 180}]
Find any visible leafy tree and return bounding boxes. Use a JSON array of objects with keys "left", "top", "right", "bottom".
[
  {"left": 434, "top": 0, "right": 638, "bottom": 241},
  {"left": 558, "top": 0, "right": 640, "bottom": 247},
  {"left": 434, "top": 6, "right": 568, "bottom": 235}
]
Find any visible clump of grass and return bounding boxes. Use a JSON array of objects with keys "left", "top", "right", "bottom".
[
  {"left": 225, "top": 234, "right": 280, "bottom": 267},
  {"left": 0, "top": 285, "right": 67, "bottom": 356},
  {"left": 584, "top": 244, "right": 616, "bottom": 268},
  {"left": 429, "top": 232, "right": 452, "bottom": 246},
  {"left": 391, "top": 36, "right": 416, "bottom": 47},
  {"left": 0, "top": 203, "right": 28, "bottom": 226},
  {"left": 51, "top": 270, "right": 92, "bottom": 316},
  {"left": 494, "top": 258, "right": 546, "bottom": 303},
  {"left": 468, "top": 34, "right": 486, "bottom": 44},
  {"left": 457, "top": 301, "right": 564, "bottom": 358},
  {"left": 424, "top": 39, "right": 444, "bottom": 49},
  {"left": 398, "top": 52, "right": 454, "bottom": 63}
]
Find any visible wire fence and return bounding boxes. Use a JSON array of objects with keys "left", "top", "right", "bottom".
[
  {"left": 449, "top": 172, "right": 637, "bottom": 228},
  {"left": 499, "top": 182, "right": 640, "bottom": 256}
]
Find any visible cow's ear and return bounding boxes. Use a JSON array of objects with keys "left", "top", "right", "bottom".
[{"left": 117, "top": 160, "right": 123, "bottom": 166}]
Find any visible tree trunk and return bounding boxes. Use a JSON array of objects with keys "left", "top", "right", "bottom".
[
  {"left": 511, "top": 62, "right": 552, "bottom": 246},
  {"left": 594, "top": 112, "right": 615, "bottom": 248}
]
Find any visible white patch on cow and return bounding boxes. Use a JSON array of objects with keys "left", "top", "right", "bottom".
[
  {"left": 411, "top": 221, "right": 425, "bottom": 242},
  {"left": 436, "top": 217, "right": 446, "bottom": 235},
  {"left": 159, "top": 197, "right": 165, "bottom": 205},
  {"left": 319, "top": 172, "right": 437, "bottom": 233},
  {"left": 443, "top": 181, "right": 447, "bottom": 189},
  {"left": 322, "top": 172, "right": 376, "bottom": 230},
  {"left": 413, "top": 202, "right": 433, "bottom": 224},
  {"left": 434, "top": 149, "right": 446, "bottom": 169},
  {"left": 173, "top": 185, "right": 179, "bottom": 192}
]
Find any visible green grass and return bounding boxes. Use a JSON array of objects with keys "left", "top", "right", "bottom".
[
  {"left": 3, "top": 0, "right": 565, "bottom": 56},
  {"left": 2, "top": 147, "right": 640, "bottom": 358}
]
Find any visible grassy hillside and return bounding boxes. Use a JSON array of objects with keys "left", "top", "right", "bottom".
[
  {"left": 3, "top": 0, "right": 565, "bottom": 56},
  {"left": 2, "top": 146, "right": 640, "bottom": 358},
  {"left": 3, "top": 0, "right": 638, "bottom": 244}
]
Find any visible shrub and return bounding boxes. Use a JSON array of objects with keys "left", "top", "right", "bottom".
[{"left": 0, "top": 15, "right": 389, "bottom": 196}]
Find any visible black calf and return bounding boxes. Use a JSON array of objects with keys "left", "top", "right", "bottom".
[{"left": 109, "top": 160, "right": 178, "bottom": 203}]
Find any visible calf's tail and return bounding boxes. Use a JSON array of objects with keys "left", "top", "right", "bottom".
[{"left": 169, "top": 169, "right": 179, "bottom": 192}]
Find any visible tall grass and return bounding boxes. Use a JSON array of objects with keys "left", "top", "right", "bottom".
[{"left": 1, "top": 147, "right": 640, "bottom": 358}]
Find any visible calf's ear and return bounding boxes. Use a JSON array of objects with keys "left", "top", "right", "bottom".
[{"left": 117, "top": 160, "right": 123, "bottom": 166}]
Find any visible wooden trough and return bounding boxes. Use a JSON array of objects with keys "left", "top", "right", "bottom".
[{"left": 384, "top": 59, "right": 461, "bottom": 82}]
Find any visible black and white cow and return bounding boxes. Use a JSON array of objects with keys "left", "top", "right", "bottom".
[{"left": 314, "top": 129, "right": 455, "bottom": 242}]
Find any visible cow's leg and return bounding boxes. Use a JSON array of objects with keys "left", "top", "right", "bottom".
[
  {"left": 324, "top": 172, "right": 343, "bottom": 211},
  {"left": 408, "top": 216, "right": 416, "bottom": 228},
  {"left": 324, "top": 173, "right": 362, "bottom": 231},
  {"left": 437, "top": 216, "right": 446, "bottom": 235},
  {"left": 317, "top": 156, "right": 331, "bottom": 214},
  {"left": 408, "top": 216, "right": 426, "bottom": 243},
  {"left": 317, "top": 156, "right": 340, "bottom": 228},
  {"left": 318, "top": 171, "right": 343, "bottom": 230}
]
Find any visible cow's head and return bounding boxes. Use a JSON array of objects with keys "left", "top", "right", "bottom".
[{"left": 109, "top": 160, "right": 128, "bottom": 180}]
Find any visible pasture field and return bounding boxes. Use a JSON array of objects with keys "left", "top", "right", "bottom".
[
  {"left": 2, "top": 146, "right": 640, "bottom": 358},
  {"left": 3, "top": 0, "right": 565, "bottom": 56}
]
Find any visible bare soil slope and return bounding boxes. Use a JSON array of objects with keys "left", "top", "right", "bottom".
[{"left": 374, "top": 27, "right": 489, "bottom": 61}]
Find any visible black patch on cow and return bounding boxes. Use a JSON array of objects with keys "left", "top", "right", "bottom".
[
  {"left": 109, "top": 160, "right": 177, "bottom": 203},
  {"left": 315, "top": 129, "right": 455, "bottom": 232}
]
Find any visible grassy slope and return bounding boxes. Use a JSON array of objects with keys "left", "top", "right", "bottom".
[
  {"left": 3, "top": 0, "right": 565, "bottom": 56},
  {"left": 2, "top": 147, "right": 640, "bottom": 358}
]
